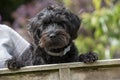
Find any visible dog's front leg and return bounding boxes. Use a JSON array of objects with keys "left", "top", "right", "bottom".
[
  {"left": 6, "top": 46, "right": 33, "bottom": 70},
  {"left": 79, "top": 52, "right": 98, "bottom": 63},
  {"left": 6, "top": 57, "right": 24, "bottom": 70}
]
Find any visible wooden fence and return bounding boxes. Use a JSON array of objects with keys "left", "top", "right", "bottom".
[{"left": 0, "top": 59, "right": 120, "bottom": 80}]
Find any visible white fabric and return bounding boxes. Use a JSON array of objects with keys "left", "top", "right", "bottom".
[{"left": 0, "top": 24, "right": 30, "bottom": 68}]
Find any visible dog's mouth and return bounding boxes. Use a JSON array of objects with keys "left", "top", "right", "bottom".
[{"left": 45, "top": 44, "right": 71, "bottom": 56}]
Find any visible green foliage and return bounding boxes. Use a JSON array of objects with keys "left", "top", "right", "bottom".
[
  {"left": 63, "top": 0, "right": 72, "bottom": 7},
  {"left": 92, "top": 0, "right": 102, "bottom": 10},
  {"left": 75, "top": 1, "right": 120, "bottom": 59}
]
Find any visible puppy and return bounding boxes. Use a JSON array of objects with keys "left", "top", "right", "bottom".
[{"left": 6, "top": 6, "right": 98, "bottom": 70}]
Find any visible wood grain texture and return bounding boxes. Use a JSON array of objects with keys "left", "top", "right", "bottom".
[{"left": 0, "top": 59, "right": 120, "bottom": 80}]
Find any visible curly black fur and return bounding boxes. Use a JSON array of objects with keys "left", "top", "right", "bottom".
[{"left": 6, "top": 5, "right": 98, "bottom": 70}]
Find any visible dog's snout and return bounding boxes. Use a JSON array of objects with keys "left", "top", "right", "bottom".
[{"left": 49, "top": 33, "right": 56, "bottom": 38}]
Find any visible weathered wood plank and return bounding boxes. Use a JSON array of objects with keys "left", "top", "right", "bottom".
[
  {"left": 0, "top": 59, "right": 120, "bottom": 75},
  {"left": 0, "top": 70, "right": 59, "bottom": 80},
  {"left": 71, "top": 67, "right": 120, "bottom": 80},
  {"left": 59, "top": 68, "right": 70, "bottom": 80},
  {"left": 0, "top": 59, "right": 120, "bottom": 80}
]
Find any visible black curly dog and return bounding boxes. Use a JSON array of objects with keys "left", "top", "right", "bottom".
[{"left": 6, "top": 6, "right": 98, "bottom": 70}]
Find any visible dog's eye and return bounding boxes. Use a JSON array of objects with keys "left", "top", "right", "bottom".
[{"left": 59, "top": 23, "right": 66, "bottom": 29}]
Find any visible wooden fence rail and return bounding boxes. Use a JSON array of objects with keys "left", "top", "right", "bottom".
[{"left": 0, "top": 59, "right": 120, "bottom": 80}]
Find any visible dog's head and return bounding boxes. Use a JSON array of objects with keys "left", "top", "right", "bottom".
[{"left": 27, "top": 6, "right": 81, "bottom": 56}]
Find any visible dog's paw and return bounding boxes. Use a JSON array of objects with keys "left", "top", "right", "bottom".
[
  {"left": 6, "top": 58, "right": 24, "bottom": 70},
  {"left": 79, "top": 52, "right": 98, "bottom": 63}
]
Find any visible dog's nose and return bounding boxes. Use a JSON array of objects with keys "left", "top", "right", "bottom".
[{"left": 49, "top": 33, "right": 56, "bottom": 38}]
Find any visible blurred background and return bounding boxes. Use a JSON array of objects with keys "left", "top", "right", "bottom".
[{"left": 0, "top": 0, "right": 120, "bottom": 60}]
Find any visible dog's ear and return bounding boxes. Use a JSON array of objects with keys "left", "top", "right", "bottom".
[
  {"left": 27, "top": 16, "right": 42, "bottom": 44},
  {"left": 70, "top": 14, "right": 81, "bottom": 39},
  {"left": 27, "top": 17, "right": 38, "bottom": 35},
  {"left": 65, "top": 12, "right": 81, "bottom": 40}
]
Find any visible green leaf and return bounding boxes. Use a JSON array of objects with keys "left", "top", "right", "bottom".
[
  {"left": 92, "top": 0, "right": 102, "bottom": 10},
  {"left": 63, "top": 0, "right": 72, "bottom": 7}
]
